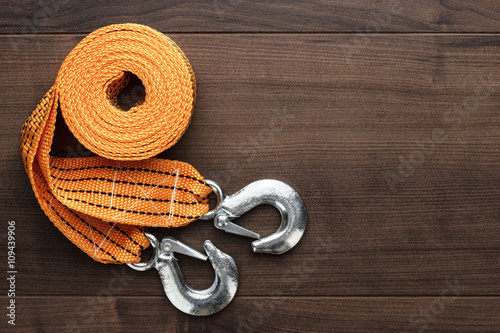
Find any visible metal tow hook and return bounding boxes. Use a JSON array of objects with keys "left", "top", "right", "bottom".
[
  {"left": 200, "top": 179, "right": 307, "bottom": 254},
  {"left": 128, "top": 233, "right": 238, "bottom": 316}
]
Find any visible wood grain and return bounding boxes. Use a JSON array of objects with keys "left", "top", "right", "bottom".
[
  {"left": 1, "top": 34, "right": 499, "bottom": 299},
  {"left": 1, "top": 2, "right": 500, "bottom": 332},
  {"left": 0, "top": 0, "right": 500, "bottom": 33},
  {"left": 1, "top": 296, "right": 499, "bottom": 333}
]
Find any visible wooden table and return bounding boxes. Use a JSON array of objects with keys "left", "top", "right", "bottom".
[{"left": 1, "top": 1, "right": 499, "bottom": 332}]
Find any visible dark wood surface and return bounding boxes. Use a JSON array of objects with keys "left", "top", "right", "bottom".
[
  {"left": 1, "top": 0, "right": 500, "bottom": 33},
  {"left": 1, "top": 1, "right": 499, "bottom": 332}
]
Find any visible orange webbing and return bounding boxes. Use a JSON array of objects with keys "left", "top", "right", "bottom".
[{"left": 20, "top": 24, "right": 212, "bottom": 264}]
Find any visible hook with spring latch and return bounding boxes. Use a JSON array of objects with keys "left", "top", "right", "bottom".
[
  {"left": 128, "top": 233, "right": 238, "bottom": 316},
  {"left": 199, "top": 179, "right": 307, "bottom": 254},
  {"left": 127, "top": 179, "right": 305, "bottom": 315}
]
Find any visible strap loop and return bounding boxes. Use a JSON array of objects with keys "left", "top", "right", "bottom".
[{"left": 21, "top": 24, "right": 211, "bottom": 264}]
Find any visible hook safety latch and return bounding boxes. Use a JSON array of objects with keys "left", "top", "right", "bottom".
[
  {"left": 199, "top": 179, "right": 307, "bottom": 254},
  {"left": 128, "top": 233, "right": 238, "bottom": 316}
]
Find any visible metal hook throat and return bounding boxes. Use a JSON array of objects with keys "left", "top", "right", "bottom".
[{"left": 128, "top": 233, "right": 238, "bottom": 316}]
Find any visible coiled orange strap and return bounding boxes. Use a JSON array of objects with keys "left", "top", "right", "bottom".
[{"left": 20, "top": 24, "right": 212, "bottom": 264}]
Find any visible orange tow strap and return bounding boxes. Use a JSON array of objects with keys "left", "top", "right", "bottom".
[{"left": 20, "top": 24, "right": 212, "bottom": 264}]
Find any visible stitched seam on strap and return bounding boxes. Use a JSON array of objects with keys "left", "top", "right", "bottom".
[
  {"left": 51, "top": 165, "right": 207, "bottom": 185},
  {"left": 61, "top": 195, "right": 200, "bottom": 219},
  {"left": 50, "top": 175, "right": 208, "bottom": 200},
  {"left": 44, "top": 197, "right": 121, "bottom": 263},
  {"left": 55, "top": 186, "right": 201, "bottom": 205},
  {"left": 68, "top": 210, "right": 140, "bottom": 257}
]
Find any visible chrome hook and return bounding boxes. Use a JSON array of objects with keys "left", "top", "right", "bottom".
[
  {"left": 128, "top": 233, "right": 238, "bottom": 316},
  {"left": 200, "top": 179, "right": 307, "bottom": 254}
]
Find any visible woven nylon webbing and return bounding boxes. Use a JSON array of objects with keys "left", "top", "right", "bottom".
[{"left": 20, "top": 24, "right": 212, "bottom": 264}]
